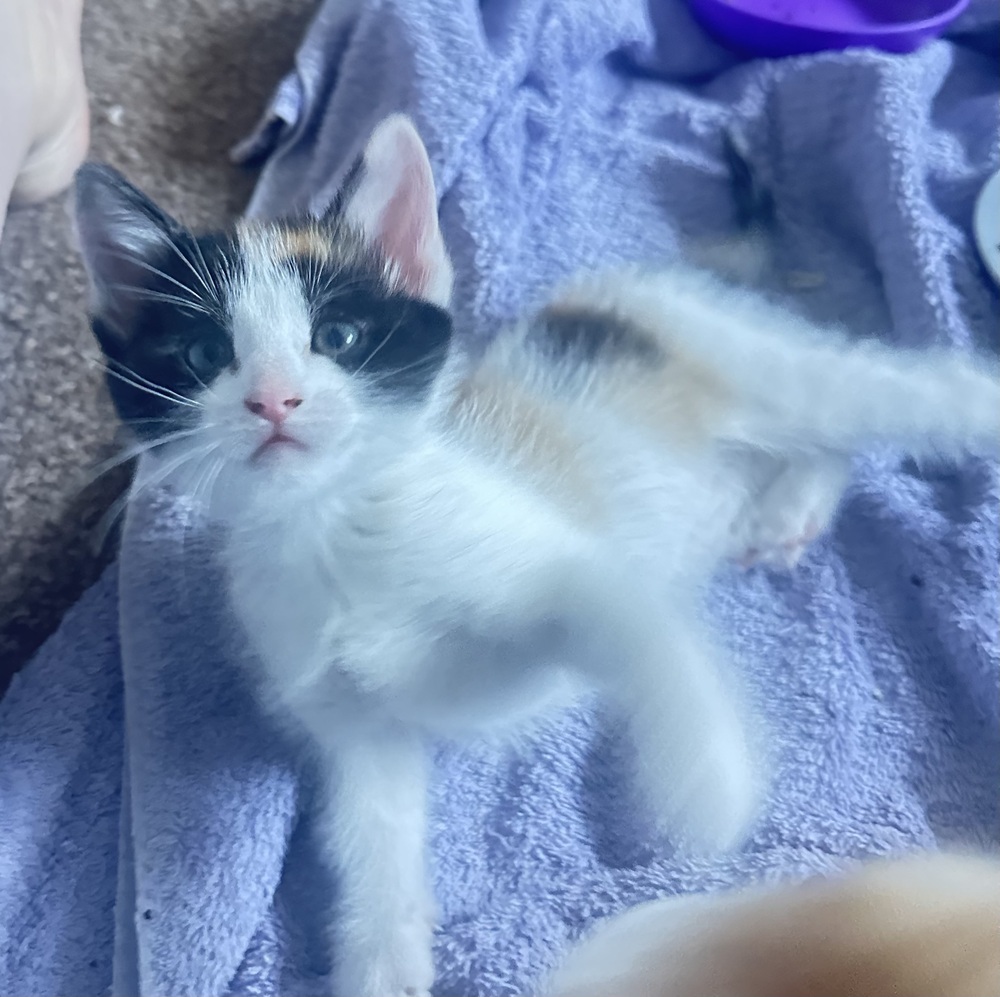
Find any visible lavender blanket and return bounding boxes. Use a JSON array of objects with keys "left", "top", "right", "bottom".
[{"left": 2, "top": 1, "right": 999, "bottom": 994}]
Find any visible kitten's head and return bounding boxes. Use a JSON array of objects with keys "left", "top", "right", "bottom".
[{"left": 75, "top": 115, "right": 454, "bottom": 514}]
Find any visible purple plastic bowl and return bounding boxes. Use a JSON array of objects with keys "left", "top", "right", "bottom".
[{"left": 688, "top": 0, "right": 970, "bottom": 57}]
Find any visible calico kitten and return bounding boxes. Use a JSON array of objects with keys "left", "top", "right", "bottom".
[
  {"left": 548, "top": 850, "right": 1000, "bottom": 997},
  {"left": 74, "top": 115, "right": 1000, "bottom": 997}
]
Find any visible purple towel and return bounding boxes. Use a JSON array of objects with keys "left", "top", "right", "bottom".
[{"left": 1, "top": 1, "right": 998, "bottom": 994}]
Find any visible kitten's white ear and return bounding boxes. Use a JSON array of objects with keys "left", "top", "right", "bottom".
[
  {"left": 341, "top": 115, "right": 453, "bottom": 308},
  {"left": 74, "top": 164, "right": 187, "bottom": 334}
]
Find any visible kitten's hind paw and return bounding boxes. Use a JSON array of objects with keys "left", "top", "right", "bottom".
[
  {"left": 737, "top": 516, "right": 822, "bottom": 571},
  {"left": 732, "top": 455, "right": 850, "bottom": 571}
]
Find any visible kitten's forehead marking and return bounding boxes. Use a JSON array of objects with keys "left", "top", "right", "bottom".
[
  {"left": 271, "top": 224, "right": 335, "bottom": 263},
  {"left": 230, "top": 221, "right": 314, "bottom": 360},
  {"left": 239, "top": 217, "right": 404, "bottom": 292}
]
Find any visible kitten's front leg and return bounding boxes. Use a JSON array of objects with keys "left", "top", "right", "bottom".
[
  {"left": 621, "top": 613, "right": 761, "bottom": 853},
  {"left": 314, "top": 729, "right": 435, "bottom": 997}
]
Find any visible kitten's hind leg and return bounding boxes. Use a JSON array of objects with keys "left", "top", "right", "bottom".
[{"left": 731, "top": 452, "right": 851, "bottom": 569}]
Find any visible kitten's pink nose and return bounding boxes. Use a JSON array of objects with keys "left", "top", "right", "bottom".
[{"left": 244, "top": 394, "right": 303, "bottom": 426}]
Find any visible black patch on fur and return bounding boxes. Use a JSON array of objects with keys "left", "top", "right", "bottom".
[
  {"left": 533, "top": 306, "right": 664, "bottom": 366},
  {"left": 92, "top": 232, "right": 239, "bottom": 440},
  {"left": 293, "top": 257, "right": 452, "bottom": 400}
]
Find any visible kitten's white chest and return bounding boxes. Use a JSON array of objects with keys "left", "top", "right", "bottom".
[
  {"left": 222, "top": 447, "right": 587, "bottom": 727},
  {"left": 224, "top": 512, "right": 353, "bottom": 700}
]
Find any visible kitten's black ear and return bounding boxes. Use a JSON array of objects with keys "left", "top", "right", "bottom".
[
  {"left": 74, "top": 164, "right": 188, "bottom": 336},
  {"left": 336, "top": 115, "right": 453, "bottom": 308}
]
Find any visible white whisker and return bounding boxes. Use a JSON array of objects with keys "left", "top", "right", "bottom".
[
  {"left": 194, "top": 452, "right": 226, "bottom": 510},
  {"left": 162, "top": 231, "right": 218, "bottom": 304},
  {"left": 131, "top": 439, "right": 222, "bottom": 498},
  {"left": 363, "top": 353, "right": 443, "bottom": 386},
  {"left": 105, "top": 355, "right": 205, "bottom": 407},
  {"left": 93, "top": 359, "right": 204, "bottom": 410},
  {"left": 107, "top": 250, "right": 210, "bottom": 307},
  {"left": 183, "top": 362, "right": 219, "bottom": 401},
  {"left": 83, "top": 426, "right": 204, "bottom": 486},
  {"left": 216, "top": 248, "right": 241, "bottom": 299},
  {"left": 315, "top": 274, "right": 370, "bottom": 301},
  {"left": 186, "top": 451, "right": 217, "bottom": 508},
  {"left": 100, "top": 365, "right": 202, "bottom": 410},
  {"left": 191, "top": 234, "right": 226, "bottom": 304},
  {"left": 354, "top": 316, "right": 404, "bottom": 378},
  {"left": 89, "top": 488, "right": 132, "bottom": 556},
  {"left": 77, "top": 348, "right": 202, "bottom": 409},
  {"left": 108, "top": 283, "right": 215, "bottom": 316}
]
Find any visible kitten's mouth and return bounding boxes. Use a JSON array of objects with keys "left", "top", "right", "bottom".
[{"left": 251, "top": 431, "right": 308, "bottom": 463}]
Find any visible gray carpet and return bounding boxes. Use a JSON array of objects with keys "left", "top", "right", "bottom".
[{"left": 0, "top": 0, "right": 316, "bottom": 691}]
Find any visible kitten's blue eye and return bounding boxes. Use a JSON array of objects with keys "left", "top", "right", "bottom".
[
  {"left": 313, "top": 321, "right": 362, "bottom": 357},
  {"left": 185, "top": 337, "right": 233, "bottom": 379}
]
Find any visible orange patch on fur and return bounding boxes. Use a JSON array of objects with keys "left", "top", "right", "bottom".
[
  {"left": 271, "top": 224, "right": 335, "bottom": 263},
  {"left": 449, "top": 369, "right": 602, "bottom": 524},
  {"left": 598, "top": 346, "right": 733, "bottom": 448}
]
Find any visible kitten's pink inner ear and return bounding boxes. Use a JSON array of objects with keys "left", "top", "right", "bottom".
[{"left": 345, "top": 115, "right": 454, "bottom": 308}]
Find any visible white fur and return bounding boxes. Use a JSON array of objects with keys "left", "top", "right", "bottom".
[{"left": 124, "top": 122, "right": 999, "bottom": 997}]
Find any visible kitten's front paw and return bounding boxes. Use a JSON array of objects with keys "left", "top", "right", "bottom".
[
  {"left": 331, "top": 919, "right": 435, "bottom": 997},
  {"left": 679, "top": 739, "right": 760, "bottom": 854}
]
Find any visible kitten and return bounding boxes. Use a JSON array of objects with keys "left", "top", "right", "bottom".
[
  {"left": 74, "top": 115, "right": 1000, "bottom": 997},
  {"left": 548, "top": 850, "right": 1000, "bottom": 997}
]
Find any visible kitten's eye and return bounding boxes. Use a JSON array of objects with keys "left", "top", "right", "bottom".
[
  {"left": 313, "top": 321, "right": 362, "bottom": 357},
  {"left": 185, "top": 337, "right": 233, "bottom": 379}
]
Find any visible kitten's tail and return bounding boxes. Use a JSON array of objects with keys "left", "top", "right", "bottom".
[
  {"left": 552, "top": 265, "right": 1000, "bottom": 462},
  {"left": 547, "top": 850, "right": 1000, "bottom": 997},
  {"left": 712, "top": 319, "right": 1000, "bottom": 461}
]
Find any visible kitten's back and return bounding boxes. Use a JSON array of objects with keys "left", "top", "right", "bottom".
[{"left": 549, "top": 851, "right": 1000, "bottom": 997}]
